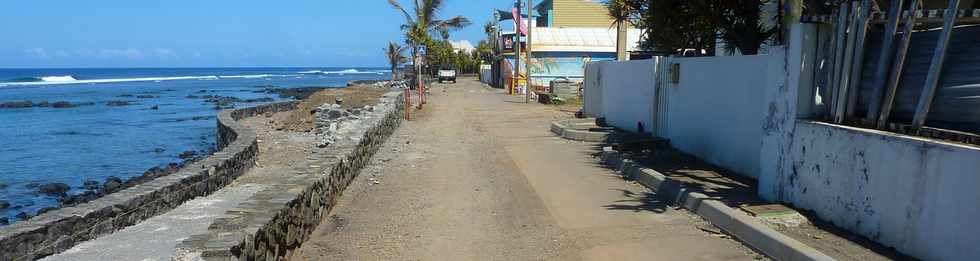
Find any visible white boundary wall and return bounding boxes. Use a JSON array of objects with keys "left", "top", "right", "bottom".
[
  {"left": 759, "top": 24, "right": 980, "bottom": 261},
  {"left": 660, "top": 52, "right": 783, "bottom": 179},
  {"left": 583, "top": 59, "right": 660, "bottom": 133}
]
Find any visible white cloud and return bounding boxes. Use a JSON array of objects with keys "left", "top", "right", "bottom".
[
  {"left": 97, "top": 48, "right": 143, "bottom": 59},
  {"left": 72, "top": 48, "right": 177, "bottom": 60},
  {"left": 24, "top": 48, "right": 50, "bottom": 59}
]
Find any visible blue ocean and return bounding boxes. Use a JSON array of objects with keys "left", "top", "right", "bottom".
[{"left": 0, "top": 68, "right": 389, "bottom": 222}]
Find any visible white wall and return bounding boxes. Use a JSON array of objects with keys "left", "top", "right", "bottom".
[
  {"left": 600, "top": 59, "right": 659, "bottom": 133},
  {"left": 766, "top": 121, "right": 980, "bottom": 261},
  {"left": 582, "top": 59, "right": 659, "bottom": 133},
  {"left": 583, "top": 63, "right": 603, "bottom": 118},
  {"left": 758, "top": 24, "right": 980, "bottom": 261},
  {"left": 661, "top": 53, "right": 781, "bottom": 178}
]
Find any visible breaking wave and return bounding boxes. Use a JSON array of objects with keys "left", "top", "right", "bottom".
[
  {"left": 0, "top": 74, "right": 297, "bottom": 87},
  {"left": 297, "top": 69, "right": 387, "bottom": 75}
]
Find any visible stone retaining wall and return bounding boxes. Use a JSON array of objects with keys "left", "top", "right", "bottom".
[
  {"left": 0, "top": 101, "right": 299, "bottom": 261},
  {"left": 174, "top": 92, "right": 404, "bottom": 260}
]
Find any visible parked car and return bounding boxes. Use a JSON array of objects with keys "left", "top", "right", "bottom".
[{"left": 437, "top": 67, "right": 457, "bottom": 83}]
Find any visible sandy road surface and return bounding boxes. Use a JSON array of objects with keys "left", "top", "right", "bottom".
[{"left": 294, "top": 78, "right": 762, "bottom": 260}]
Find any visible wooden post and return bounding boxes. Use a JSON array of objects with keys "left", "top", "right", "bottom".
[
  {"left": 866, "top": 0, "right": 904, "bottom": 122},
  {"left": 834, "top": 1, "right": 859, "bottom": 123},
  {"left": 829, "top": 5, "right": 850, "bottom": 121},
  {"left": 845, "top": 0, "right": 872, "bottom": 119},
  {"left": 877, "top": 0, "right": 921, "bottom": 129},
  {"left": 911, "top": 0, "right": 961, "bottom": 128}
]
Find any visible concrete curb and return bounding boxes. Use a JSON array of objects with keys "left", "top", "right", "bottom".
[
  {"left": 551, "top": 119, "right": 610, "bottom": 142},
  {"left": 599, "top": 147, "right": 835, "bottom": 261}
]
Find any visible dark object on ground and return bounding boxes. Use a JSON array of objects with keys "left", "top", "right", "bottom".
[
  {"left": 575, "top": 110, "right": 584, "bottom": 118},
  {"left": 0, "top": 201, "right": 10, "bottom": 209},
  {"left": 106, "top": 100, "right": 134, "bottom": 106},
  {"left": 335, "top": 97, "right": 344, "bottom": 105},
  {"left": 178, "top": 151, "right": 197, "bottom": 159},
  {"left": 38, "top": 183, "right": 70, "bottom": 196},
  {"left": 0, "top": 101, "right": 33, "bottom": 109}
]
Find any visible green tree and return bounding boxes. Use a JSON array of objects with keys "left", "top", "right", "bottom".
[
  {"left": 607, "top": 0, "right": 777, "bottom": 56},
  {"left": 384, "top": 41, "right": 408, "bottom": 81},
  {"left": 605, "top": 0, "right": 641, "bottom": 60},
  {"left": 388, "top": 0, "right": 471, "bottom": 82}
]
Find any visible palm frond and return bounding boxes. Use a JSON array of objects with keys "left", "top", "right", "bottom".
[{"left": 387, "top": 0, "right": 415, "bottom": 24}]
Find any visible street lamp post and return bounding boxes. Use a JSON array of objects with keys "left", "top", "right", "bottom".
[{"left": 525, "top": 0, "right": 533, "bottom": 104}]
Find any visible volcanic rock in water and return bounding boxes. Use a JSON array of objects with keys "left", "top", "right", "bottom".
[
  {"left": 38, "top": 183, "right": 70, "bottom": 196},
  {"left": 15, "top": 212, "right": 29, "bottom": 221},
  {"left": 0, "top": 101, "right": 33, "bottom": 109},
  {"left": 178, "top": 151, "right": 197, "bottom": 159},
  {"left": 36, "top": 101, "right": 51, "bottom": 107},
  {"left": 136, "top": 95, "right": 157, "bottom": 99},
  {"left": 83, "top": 180, "right": 101, "bottom": 191},
  {"left": 37, "top": 207, "right": 57, "bottom": 215},
  {"left": 51, "top": 101, "right": 77, "bottom": 108},
  {"left": 61, "top": 191, "right": 100, "bottom": 206},
  {"left": 103, "top": 176, "right": 123, "bottom": 193},
  {"left": 106, "top": 100, "right": 134, "bottom": 107},
  {"left": 0, "top": 218, "right": 8, "bottom": 225},
  {"left": 0, "top": 200, "right": 10, "bottom": 209},
  {"left": 150, "top": 105, "right": 160, "bottom": 110}
]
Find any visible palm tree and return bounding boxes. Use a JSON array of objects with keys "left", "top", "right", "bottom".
[
  {"left": 388, "top": 0, "right": 471, "bottom": 84},
  {"left": 605, "top": 0, "right": 640, "bottom": 61},
  {"left": 385, "top": 41, "right": 408, "bottom": 81}
]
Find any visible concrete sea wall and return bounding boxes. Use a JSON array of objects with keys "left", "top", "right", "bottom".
[
  {"left": 174, "top": 92, "right": 404, "bottom": 260},
  {"left": 0, "top": 101, "right": 298, "bottom": 261},
  {"left": 763, "top": 120, "right": 980, "bottom": 260}
]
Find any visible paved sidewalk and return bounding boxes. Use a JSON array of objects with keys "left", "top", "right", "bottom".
[{"left": 294, "top": 78, "right": 762, "bottom": 260}]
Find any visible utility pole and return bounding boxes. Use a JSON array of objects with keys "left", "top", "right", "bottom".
[
  {"left": 513, "top": 3, "right": 521, "bottom": 96},
  {"left": 525, "top": 0, "right": 533, "bottom": 103}
]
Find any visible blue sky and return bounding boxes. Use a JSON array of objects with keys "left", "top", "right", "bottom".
[{"left": 0, "top": 0, "right": 507, "bottom": 68}]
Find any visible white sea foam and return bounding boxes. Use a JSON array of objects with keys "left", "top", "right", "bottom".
[
  {"left": 298, "top": 69, "right": 388, "bottom": 75},
  {"left": 0, "top": 75, "right": 220, "bottom": 87},
  {"left": 217, "top": 74, "right": 294, "bottom": 79},
  {"left": 40, "top": 75, "right": 78, "bottom": 82}
]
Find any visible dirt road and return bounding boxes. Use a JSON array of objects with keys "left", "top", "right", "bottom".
[{"left": 293, "top": 78, "right": 762, "bottom": 260}]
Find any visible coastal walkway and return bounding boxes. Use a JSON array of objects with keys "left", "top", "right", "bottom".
[
  {"left": 292, "top": 78, "right": 761, "bottom": 260},
  {"left": 41, "top": 111, "right": 321, "bottom": 261}
]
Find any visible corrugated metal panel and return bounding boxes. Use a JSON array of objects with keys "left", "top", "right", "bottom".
[
  {"left": 553, "top": 0, "right": 614, "bottom": 27},
  {"left": 531, "top": 27, "right": 643, "bottom": 52},
  {"left": 856, "top": 25, "right": 980, "bottom": 132}
]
